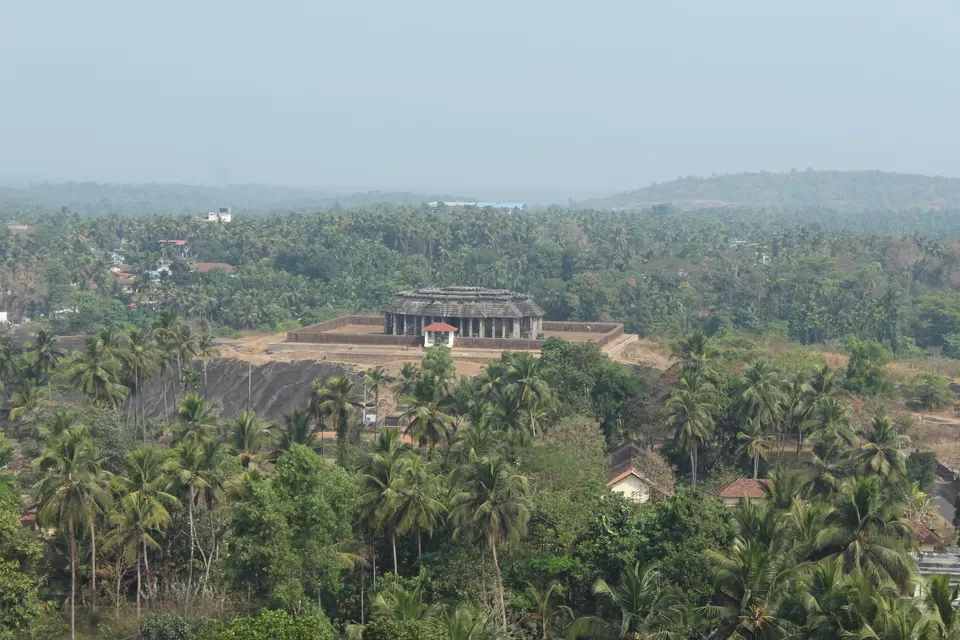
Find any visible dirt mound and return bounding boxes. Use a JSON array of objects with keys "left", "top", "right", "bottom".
[
  {"left": 615, "top": 339, "right": 673, "bottom": 370},
  {"left": 140, "top": 359, "right": 354, "bottom": 421}
]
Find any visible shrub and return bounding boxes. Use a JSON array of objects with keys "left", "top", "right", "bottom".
[
  {"left": 196, "top": 610, "right": 335, "bottom": 640},
  {"left": 140, "top": 612, "right": 213, "bottom": 640}
]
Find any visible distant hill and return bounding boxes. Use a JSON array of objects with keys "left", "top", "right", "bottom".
[
  {"left": 0, "top": 182, "right": 467, "bottom": 216},
  {"left": 581, "top": 170, "right": 960, "bottom": 212}
]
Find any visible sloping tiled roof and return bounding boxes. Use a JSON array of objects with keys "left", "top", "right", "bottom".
[
  {"left": 423, "top": 322, "right": 458, "bottom": 332},
  {"left": 607, "top": 468, "right": 674, "bottom": 497},
  {"left": 912, "top": 520, "right": 941, "bottom": 545},
  {"left": 716, "top": 478, "right": 770, "bottom": 499},
  {"left": 383, "top": 286, "right": 544, "bottom": 319}
]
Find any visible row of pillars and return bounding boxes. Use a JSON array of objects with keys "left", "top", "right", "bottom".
[{"left": 384, "top": 314, "right": 543, "bottom": 339}]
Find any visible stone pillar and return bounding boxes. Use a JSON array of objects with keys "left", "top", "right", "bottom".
[
  {"left": 392, "top": 314, "right": 399, "bottom": 335},
  {"left": 512, "top": 318, "right": 520, "bottom": 339},
  {"left": 384, "top": 313, "right": 391, "bottom": 335}
]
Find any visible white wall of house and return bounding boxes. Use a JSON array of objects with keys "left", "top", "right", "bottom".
[
  {"left": 424, "top": 331, "right": 455, "bottom": 348},
  {"left": 609, "top": 475, "right": 652, "bottom": 503}
]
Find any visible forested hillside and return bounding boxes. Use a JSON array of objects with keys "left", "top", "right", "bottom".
[
  {"left": 0, "top": 183, "right": 462, "bottom": 216},
  {"left": 584, "top": 170, "right": 960, "bottom": 211},
  {"left": 5, "top": 204, "right": 960, "bottom": 354}
]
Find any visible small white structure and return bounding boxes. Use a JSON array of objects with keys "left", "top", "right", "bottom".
[
  {"left": 206, "top": 207, "right": 232, "bottom": 223},
  {"left": 606, "top": 469, "right": 657, "bottom": 503},
  {"left": 422, "top": 322, "right": 457, "bottom": 348},
  {"left": 0, "top": 312, "right": 8, "bottom": 324}
]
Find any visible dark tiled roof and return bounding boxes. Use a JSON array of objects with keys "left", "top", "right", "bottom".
[{"left": 383, "top": 286, "right": 544, "bottom": 318}]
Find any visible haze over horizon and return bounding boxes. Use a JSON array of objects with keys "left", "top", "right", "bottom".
[{"left": 3, "top": 1, "right": 959, "bottom": 197}]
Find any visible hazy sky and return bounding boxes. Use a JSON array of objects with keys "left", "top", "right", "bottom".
[{"left": 2, "top": 1, "right": 959, "bottom": 197}]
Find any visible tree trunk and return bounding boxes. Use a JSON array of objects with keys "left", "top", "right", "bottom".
[
  {"left": 796, "top": 425, "right": 803, "bottom": 455},
  {"left": 162, "top": 375, "right": 169, "bottom": 423},
  {"left": 417, "top": 528, "right": 422, "bottom": 558},
  {"left": 391, "top": 528, "right": 398, "bottom": 574},
  {"left": 203, "top": 360, "right": 208, "bottom": 399},
  {"left": 491, "top": 541, "right": 508, "bottom": 631},
  {"left": 70, "top": 523, "right": 77, "bottom": 640},
  {"left": 689, "top": 450, "right": 697, "bottom": 488},
  {"left": 753, "top": 452, "right": 759, "bottom": 480},
  {"left": 90, "top": 520, "right": 98, "bottom": 622},
  {"left": 186, "top": 484, "right": 195, "bottom": 614},
  {"left": 247, "top": 362, "right": 252, "bottom": 411},
  {"left": 371, "top": 541, "right": 377, "bottom": 590},
  {"left": 136, "top": 544, "right": 142, "bottom": 627},
  {"left": 143, "top": 538, "right": 153, "bottom": 608}
]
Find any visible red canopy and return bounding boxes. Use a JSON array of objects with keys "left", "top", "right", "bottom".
[{"left": 423, "top": 322, "right": 458, "bottom": 332}]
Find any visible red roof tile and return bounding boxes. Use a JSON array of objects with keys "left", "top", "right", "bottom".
[
  {"left": 912, "top": 520, "right": 941, "bottom": 545},
  {"left": 423, "top": 322, "right": 458, "bottom": 332},
  {"left": 716, "top": 478, "right": 770, "bottom": 499}
]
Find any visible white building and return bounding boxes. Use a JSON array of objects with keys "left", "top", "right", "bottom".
[
  {"left": 206, "top": 207, "right": 232, "bottom": 223},
  {"left": 423, "top": 322, "right": 457, "bottom": 347}
]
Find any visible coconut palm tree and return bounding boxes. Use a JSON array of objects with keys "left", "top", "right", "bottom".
[
  {"left": 433, "top": 605, "right": 502, "bottom": 640},
  {"left": 104, "top": 492, "right": 170, "bottom": 627},
  {"left": 164, "top": 439, "right": 211, "bottom": 614},
  {"left": 401, "top": 400, "right": 453, "bottom": 455},
  {"left": 926, "top": 574, "right": 960, "bottom": 639},
  {"left": 803, "top": 441, "right": 851, "bottom": 500},
  {"left": 113, "top": 446, "right": 179, "bottom": 608},
  {"left": 8, "top": 379, "right": 47, "bottom": 422},
  {"left": 123, "top": 328, "right": 158, "bottom": 443},
  {"left": 739, "top": 359, "right": 786, "bottom": 430},
  {"left": 449, "top": 453, "right": 532, "bottom": 631},
  {"left": 706, "top": 537, "right": 798, "bottom": 640},
  {"left": 815, "top": 476, "right": 915, "bottom": 591},
  {"left": 276, "top": 408, "right": 322, "bottom": 455},
  {"left": 194, "top": 333, "right": 219, "bottom": 399},
  {"left": 392, "top": 362, "right": 420, "bottom": 402},
  {"left": 173, "top": 393, "right": 220, "bottom": 444},
  {"left": 568, "top": 563, "right": 685, "bottom": 640},
  {"left": 738, "top": 419, "right": 773, "bottom": 480},
  {"left": 504, "top": 352, "right": 554, "bottom": 437},
  {"left": 31, "top": 327, "right": 65, "bottom": 396},
  {"left": 858, "top": 415, "right": 909, "bottom": 480},
  {"left": 227, "top": 410, "right": 271, "bottom": 468},
  {"left": 665, "top": 376, "right": 716, "bottom": 488},
  {"left": 32, "top": 426, "right": 112, "bottom": 640},
  {"left": 364, "top": 365, "right": 394, "bottom": 430},
  {"left": 313, "top": 376, "right": 364, "bottom": 463},
  {"left": 810, "top": 397, "right": 856, "bottom": 448},
  {"left": 522, "top": 583, "right": 570, "bottom": 640},
  {"left": 671, "top": 331, "right": 719, "bottom": 383},
  {"left": 394, "top": 453, "right": 447, "bottom": 557},
  {"left": 68, "top": 336, "right": 127, "bottom": 408}
]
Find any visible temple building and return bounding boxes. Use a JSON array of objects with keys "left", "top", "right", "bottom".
[{"left": 382, "top": 286, "right": 545, "bottom": 340}]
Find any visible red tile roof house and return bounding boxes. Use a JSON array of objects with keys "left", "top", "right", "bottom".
[
  {"left": 190, "top": 263, "right": 235, "bottom": 274},
  {"left": 716, "top": 478, "right": 771, "bottom": 507},
  {"left": 606, "top": 468, "right": 674, "bottom": 504},
  {"left": 912, "top": 520, "right": 942, "bottom": 554}
]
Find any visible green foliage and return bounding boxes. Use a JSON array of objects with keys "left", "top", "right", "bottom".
[
  {"left": 901, "top": 372, "right": 955, "bottom": 412},
  {"left": 844, "top": 337, "right": 895, "bottom": 396},
  {"left": 0, "top": 448, "right": 45, "bottom": 639},
  {"left": 905, "top": 450, "right": 938, "bottom": 494},
  {"left": 362, "top": 618, "right": 444, "bottom": 640},
  {"left": 196, "top": 610, "right": 336, "bottom": 640},
  {"left": 421, "top": 346, "right": 456, "bottom": 382},
  {"left": 578, "top": 488, "right": 734, "bottom": 599},
  {"left": 225, "top": 445, "right": 358, "bottom": 612},
  {"left": 140, "top": 613, "right": 214, "bottom": 640}
]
